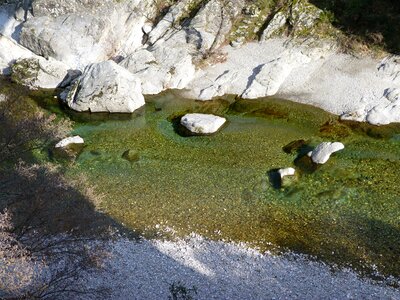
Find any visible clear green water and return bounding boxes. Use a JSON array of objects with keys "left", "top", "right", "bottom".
[{"left": 17, "top": 84, "right": 400, "bottom": 281}]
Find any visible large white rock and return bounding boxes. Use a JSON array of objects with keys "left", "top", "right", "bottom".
[
  {"left": 261, "top": 12, "right": 287, "bottom": 40},
  {"left": 242, "top": 51, "right": 311, "bottom": 99},
  {"left": 65, "top": 61, "right": 145, "bottom": 113},
  {"left": 120, "top": 46, "right": 195, "bottom": 95},
  {"left": 180, "top": 113, "right": 226, "bottom": 134},
  {"left": 187, "top": 0, "right": 244, "bottom": 51},
  {"left": 309, "top": 142, "right": 344, "bottom": 164},
  {"left": 0, "top": 34, "right": 35, "bottom": 75},
  {"left": 55, "top": 136, "right": 84, "bottom": 148},
  {"left": 19, "top": 0, "right": 153, "bottom": 69},
  {"left": 198, "top": 70, "right": 238, "bottom": 100},
  {"left": 148, "top": 0, "right": 190, "bottom": 45},
  {"left": 11, "top": 56, "right": 69, "bottom": 89}
]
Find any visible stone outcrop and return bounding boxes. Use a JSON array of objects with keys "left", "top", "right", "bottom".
[
  {"left": 242, "top": 50, "right": 311, "bottom": 99},
  {"left": 65, "top": 60, "right": 145, "bottom": 113},
  {"left": 0, "top": 34, "right": 35, "bottom": 75},
  {"left": 11, "top": 56, "right": 69, "bottom": 89},
  {"left": 19, "top": 0, "right": 154, "bottom": 69},
  {"left": 120, "top": 46, "right": 195, "bottom": 95},
  {"left": 186, "top": 0, "right": 245, "bottom": 52}
]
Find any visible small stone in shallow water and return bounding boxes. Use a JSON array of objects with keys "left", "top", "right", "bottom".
[
  {"left": 180, "top": 113, "right": 226, "bottom": 134},
  {"left": 278, "top": 167, "right": 296, "bottom": 179},
  {"left": 309, "top": 142, "right": 344, "bottom": 164},
  {"left": 55, "top": 136, "right": 84, "bottom": 148}
]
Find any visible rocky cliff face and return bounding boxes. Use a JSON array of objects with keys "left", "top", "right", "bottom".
[{"left": 1, "top": 0, "right": 400, "bottom": 124}]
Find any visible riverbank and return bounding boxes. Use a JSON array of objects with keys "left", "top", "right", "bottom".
[
  {"left": 182, "top": 39, "right": 400, "bottom": 125},
  {"left": 86, "top": 234, "right": 400, "bottom": 299}
]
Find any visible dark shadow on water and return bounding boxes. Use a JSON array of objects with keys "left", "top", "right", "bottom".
[{"left": 267, "top": 168, "right": 282, "bottom": 189}]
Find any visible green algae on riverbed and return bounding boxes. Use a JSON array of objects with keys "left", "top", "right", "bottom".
[
  {"left": 7, "top": 79, "right": 398, "bottom": 281},
  {"left": 59, "top": 91, "right": 400, "bottom": 280}
]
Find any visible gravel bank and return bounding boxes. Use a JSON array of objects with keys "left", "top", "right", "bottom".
[{"left": 90, "top": 234, "right": 400, "bottom": 299}]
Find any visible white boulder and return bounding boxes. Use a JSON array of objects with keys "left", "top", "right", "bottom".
[
  {"left": 261, "top": 11, "right": 287, "bottom": 40},
  {"left": 0, "top": 34, "right": 35, "bottom": 75},
  {"left": 11, "top": 57, "right": 69, "bottom": 89},
  {"left": 18, "top": 1, "right": 151, "bottom": 69},
  {"left": 65, "top": 61, "right": 145, "bottom": 113},
  {"left": 309, "top": 142, "right": 344, "bottom": 164},
  {"left": 120, "top": 46, "right": 195, "bottom": 95},
  {"left": 278, "top": 167, "right": 295, "bottom": 179},
  {"left": 198, "top": 70, "right": 238, "bottom": 100},
  {"left": 55, "top": 136, "right": 84, "bottom": 148},
  {"left": 242, "top": 51, "right": 310, "bottom": 99},
  {"left": 187, "top": 0, "right": 245, "bottom": 51},
  {"left": 180, "top": 113, "right": 226, "bottom": 134},
  {"left": 148, "top": 0, "right": 190, "bottom": 45}
]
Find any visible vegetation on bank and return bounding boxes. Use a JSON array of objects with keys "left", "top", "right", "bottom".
[{"left": 151, "top": 0, "right": 399, "bottom": 56}]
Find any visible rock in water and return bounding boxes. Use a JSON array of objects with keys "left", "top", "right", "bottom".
[
  {"left": 122, "top": 149, "right": 140, "bottom": 162},
  {"left": 180, "top": 113, "right": 226, "bottom": 134},
  {"left": 65, "top": 61, "right": 145, "bottom": 113},
  {"left": 309, "top": 142, "right": 344, "bottom": 164},
  {"left": 278, "top": 167, "right": 296, "bottom": 179},
  {"left": 55, "top": 136, "right": 84, "bottom": 148}
]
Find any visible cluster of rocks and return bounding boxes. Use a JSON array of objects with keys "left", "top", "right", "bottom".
[
  {"left": 1, "top": 0, "right": 400, "bottom": 127},
  {"left": 0, "top": 0, "right": 249, "bottom": 113},
  {"left": 277, "top": 141, "right": 345, "bottom": 187}
]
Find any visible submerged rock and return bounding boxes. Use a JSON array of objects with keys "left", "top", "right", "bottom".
[
  {"left": 309, "top": 142, "right": 344, "bottom": 164},
  {"left": 55, "top": 135, "right": 84, "bottom": 148},
  {"left": 65, "top": 61, "right": 145, "bottom": 113},
  {"left": 180, "top": 113, "right": 226, "bottom": 134},
  {"left": 122, "top": 149, "right": 140, "bottom": 162}
]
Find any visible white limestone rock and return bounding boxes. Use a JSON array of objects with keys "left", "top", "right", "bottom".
[
  {"left": 180, "top": 113, "right": 226, "bottom": 134},
  {"left": 377, "top": 55, "right": 400, "bottom": 84},
  {"left": 19, "top": 1, "right": 152, "bottom": 69},
  {"left": 65, "top": 61, "right": 145, "bottom": 113},
  {"left": 142, "top": 23, "right": 153, "bottom": 35},
  {"left": 120, "top": 46, "right": 195, "bottom": 95},
  {"left": 309, "top": 142, "right": 344, "bottom": 164},
  {"left": 278, "top": 167, "right": 295, "bottom": 179},
  {"left": 187, "top": 0, "right": 245, "bottom": 51},
  {"left": 148, "top": 0, "right": 190, "bottom": 45},
  {"left": 198, "top": 70, "right": 238, "bottom": 100},
  {"left": 261, "top": 12, "right": 287, "bottom": 40},
  {"left": 242, "top": 51, "right": 311, "bottom": 99},
  {"left": 0, "top": 34, "right": 35, "bottom": 75},
  {"left": 55, "top": 136, "right": 84, "bottom": 148},
  {"left": 11, "top": 57, "right": 69, "bottom": 89}
]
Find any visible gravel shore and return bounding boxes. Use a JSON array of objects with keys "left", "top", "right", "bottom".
[{"left": 89, "top": 234, "right": 400, "bottom": 299}]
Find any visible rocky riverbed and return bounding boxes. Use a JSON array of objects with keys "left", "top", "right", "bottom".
[{"left": 1, "top": 0, "right": 400, "bottom": 298}]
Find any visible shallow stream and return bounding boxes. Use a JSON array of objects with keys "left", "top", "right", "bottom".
[{"left": 13, "top": 83, "right": 400, "bottom": 281}]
